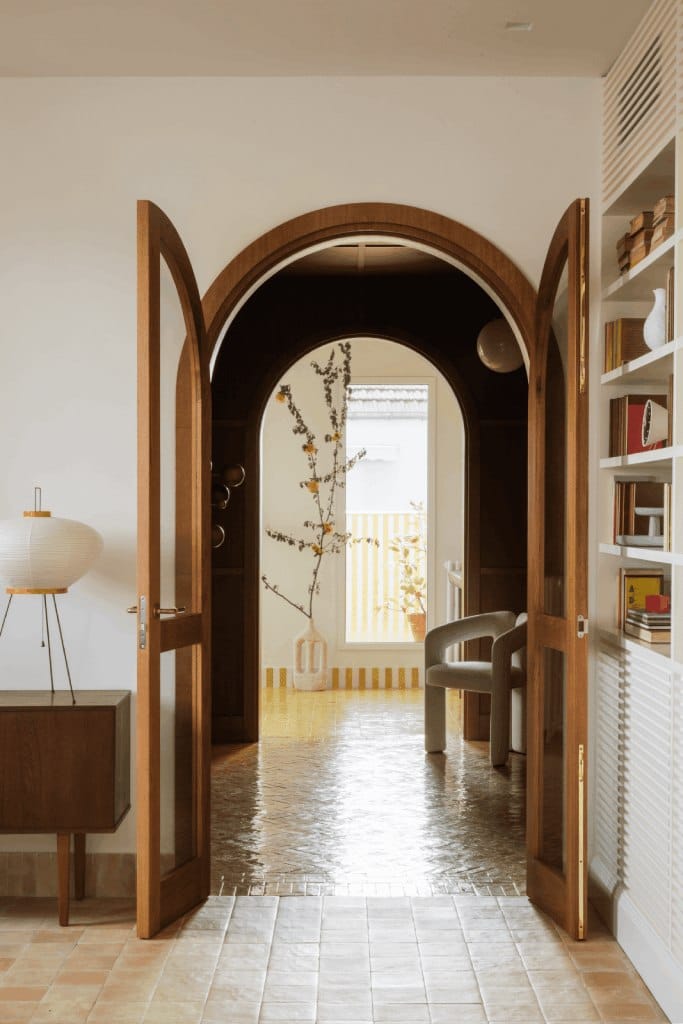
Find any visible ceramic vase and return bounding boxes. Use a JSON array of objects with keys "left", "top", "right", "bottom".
[
  {"left": 643, "top": 288, "right": 667, "bottom": 350},
  {"left": 407, "top": 611, "right": 426, "bottom": 642},
  {"left": 292, "top": 617, "right": 327, "bottom": 691}
]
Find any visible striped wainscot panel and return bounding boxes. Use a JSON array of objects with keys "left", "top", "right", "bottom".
[
  {"left": 263, "top": 666, "right": 422, "bottom": 689},
  {"left": 602, "top": 0, "right": 678, "bottom": 212}
]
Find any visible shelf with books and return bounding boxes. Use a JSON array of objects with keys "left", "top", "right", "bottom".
[
  {"left": 602, "top": 230, "right": 679, "bottom": 301},
  {"left": 600, "top": 446, "right": 682, "bottom": 470},
  {"left": 599, "top": 543, "right": 682, "bottom": 566},
  {"left": 601, "top": 336, "right": 682, "bottom": 385}
]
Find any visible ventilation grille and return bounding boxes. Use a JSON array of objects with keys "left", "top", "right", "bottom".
[
  {"left": 603, "top": 0, "right": 678, "bottom": 211},
  {"left": 617, "top": 36, "right": 662, "bottom": 146}
]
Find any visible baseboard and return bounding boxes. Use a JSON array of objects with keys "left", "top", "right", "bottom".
[
  {"left": 263, "top": 666, "right": 422, "bottom": 689},
  {"left": 0, "top": 851, "right": 135, "bottom": 898},
  {"left": 590, "top": 859, "right": 683, "bottom": 1023}
]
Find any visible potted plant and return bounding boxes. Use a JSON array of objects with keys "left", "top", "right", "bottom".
[
  {"left": 262, "top": 342, "right": 377, "bottom": 689},
  {"left": 382, "top": 502, "right": 427, "bottom": 642}
]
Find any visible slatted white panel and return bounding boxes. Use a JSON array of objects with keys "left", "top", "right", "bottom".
[
  {"left": 594, "top": 644, "right": 624, "bottom": 890},
  {"left": 603, "top": 0, "right": 678, "bottom": 211},
  {"left": 621, "top": 650, "right": 674, "bottom": 945},
  {"left": 672, "top": 669, "right": 683, "bottom": 963}
]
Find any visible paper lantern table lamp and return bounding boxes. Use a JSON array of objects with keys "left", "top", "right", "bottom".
[{"left": 0, "top": 488, "right": 103, "bottom": 703}]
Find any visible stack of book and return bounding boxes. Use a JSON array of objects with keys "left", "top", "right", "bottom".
[
  {"left": 624, "top": 607, "right": 671, "bottom": 644},
  {"left": 613, "top": 478, "right": 670, "bottom": 549},
  {"left": 603, "top": 318, "right": 647, "bottom": 372},
  {"left": 629, "top": 210, "right": 654, "bottom": 268},
  {"left": 609, "top": 392, "right": 668, "bottom": 456},
  {"left": 651, "top": 194, "right": 675, "bottom": 249},
  {"left": 614, "top": 196, "right": 676, "bottom": 275},
  {"left": 616, "top": 233, "right": 633, "bottom": 275}
]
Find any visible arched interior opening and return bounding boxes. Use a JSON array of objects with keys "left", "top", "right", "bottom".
[
  {"left": 210, "top": 237, "right": 529, "bottom": 747},
  {"left": 259, "top": 335, "right": 465, "bottom": 698}
]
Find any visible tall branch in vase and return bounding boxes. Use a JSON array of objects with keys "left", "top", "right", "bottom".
[{"left": 262, "top": 342, "right": 377, "bottom": 621}]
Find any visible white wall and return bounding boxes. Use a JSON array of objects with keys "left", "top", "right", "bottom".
[
  {"left": 0, "top": 75, "right": 601, "bottom": 853},
  {"left": 260, "top": 338, "right": 463, "bottom": 670}
]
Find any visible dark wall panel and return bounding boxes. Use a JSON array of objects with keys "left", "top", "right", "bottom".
[{"left": 211, "top": 266, "right": 528, "bottom": 742}]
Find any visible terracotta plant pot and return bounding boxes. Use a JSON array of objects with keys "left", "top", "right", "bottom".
[{"left": 408, "top": 612, "right": 426, "bottom": 643}]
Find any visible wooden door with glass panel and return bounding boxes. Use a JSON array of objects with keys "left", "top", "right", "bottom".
[
  {"left": 527, "top": 199, "right": 589, "bottom": 940},
  {"left": 135, "top": 201, "right": 211, "bottom": 938}
]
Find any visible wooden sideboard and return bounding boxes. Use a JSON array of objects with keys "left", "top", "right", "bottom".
[{"left": 0, "top": 690, "right": 131, "bottom": 924}]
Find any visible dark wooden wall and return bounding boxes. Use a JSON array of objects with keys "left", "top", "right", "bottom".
[{"left": 211, "top": 265, "right": 528, "bottom": 743}]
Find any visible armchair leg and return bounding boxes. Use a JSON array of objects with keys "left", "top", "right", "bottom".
[
  {"left": 490, "top": 690, "right": 511, "bottom": 767},
  {"left": 425, "top": 685, "right": 446, "bottom": 753}
]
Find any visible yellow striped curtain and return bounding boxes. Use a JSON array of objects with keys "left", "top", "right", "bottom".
[{"left": 346, "top": 511, "right": 426, "bottom": 643}]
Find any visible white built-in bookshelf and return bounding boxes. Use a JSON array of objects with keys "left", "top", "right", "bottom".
[{"left": 593, "top": 3, "right": 683, "bottom": 1019}]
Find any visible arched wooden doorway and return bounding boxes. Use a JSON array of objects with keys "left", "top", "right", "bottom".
[
  {"left": 137, "top": 198, "right": 589, "bottom": 940},
  {"left": 203, "top": 205, "right": 535, "bottom": 744}
]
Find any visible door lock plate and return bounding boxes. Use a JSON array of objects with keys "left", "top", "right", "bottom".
[{"left": 139, "top": 595, "right": 147, "bottom": 650}]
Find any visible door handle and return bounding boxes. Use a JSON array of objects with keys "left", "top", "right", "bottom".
[
  {"left": 126, "top": 606, "right": 138, "bottom": 614},
  {"left": 155, "top": 606, "right": 187, "bottom": 617}
]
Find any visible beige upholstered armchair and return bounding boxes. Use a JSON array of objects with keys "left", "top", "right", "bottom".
[{"left": 424, "top": 611, "right": 527, "bottom": 767}]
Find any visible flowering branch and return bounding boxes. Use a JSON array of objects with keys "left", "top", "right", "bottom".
[{"left": 262, "top": 342, "right": 378, "bottom": 620}]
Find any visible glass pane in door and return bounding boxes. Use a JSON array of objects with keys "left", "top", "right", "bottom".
[
  {"left": 540, "top": 646, "right": 566, "bottom": 873},
  {"left": 543, "top": 262, "right": 568, "bottom": 618},
  {"left": 159, "top": 258, "right": 198, "bottom": 615},
  {"left": 160, "top": 645, "right": 197, "bottom": 876},
  {"left": 158, "top": 258, "right": 198, "bottom": 877}
]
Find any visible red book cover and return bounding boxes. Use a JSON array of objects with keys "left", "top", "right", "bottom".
[{"left": 627, "top": 402, "right": 663, "bottom": 454}]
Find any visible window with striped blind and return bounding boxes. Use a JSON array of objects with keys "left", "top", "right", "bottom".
[{"left": 345, "top": 384, "right": 428, "bottom": 644}]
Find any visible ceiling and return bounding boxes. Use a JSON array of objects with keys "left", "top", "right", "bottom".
[{"left": 1, "top": 0, "right": 651, "bottom": 77}]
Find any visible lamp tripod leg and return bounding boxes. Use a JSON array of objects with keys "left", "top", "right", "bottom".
[
  {"left": 0, "top": 594, "right": 13, "bottom": 639},
  {"left": 43, "top": 594, "right": 55, "bottom": 695},
  {"left": 52, "top": 596, "right": 75, "bottom": 706}
]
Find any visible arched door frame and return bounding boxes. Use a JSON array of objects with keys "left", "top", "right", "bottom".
[
  {"left": 203, "top": 204, "right": 535, "bottom": 365},
  {"left": 198, "top": 204, "right": 537, "bottom": 739}
]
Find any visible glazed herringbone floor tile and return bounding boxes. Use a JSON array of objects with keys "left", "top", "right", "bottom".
[{"left": 211, "top": 689, "right": 526, "bottom": 897}]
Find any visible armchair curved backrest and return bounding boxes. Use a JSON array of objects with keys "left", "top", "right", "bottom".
[
  {"left": 425, "top": 610, "right": 527, "bottom": 766},
  {"left": 425, "top": 610, "right": 516, "bottom": 670}
]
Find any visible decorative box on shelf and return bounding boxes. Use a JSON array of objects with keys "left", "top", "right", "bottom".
[{"left": 0, "top": 690, "right": 131, "bottom": 925}]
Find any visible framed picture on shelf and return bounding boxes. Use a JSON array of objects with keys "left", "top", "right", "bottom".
[{"left": 617, "top": 567, "right": 665, "bottom": 629}]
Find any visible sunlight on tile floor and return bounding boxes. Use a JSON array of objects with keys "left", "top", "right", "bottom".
[
  {"left": 0, "top": 894, "right": 667, "bottom": 1023},
  {"left": 212, "top": 688, "right": 526, "bottom": 897}
]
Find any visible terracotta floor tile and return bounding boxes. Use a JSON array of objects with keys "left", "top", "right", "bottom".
[
  {"left": 87, "top": 1003, "right": 150, "bottom": 1023},
  {"left": 593, "top": 1002, "right": 668, "bottom": 1022},
  {"left": 428, "top": 1007, "right": 487, "bottom": 1023},
  {"left": 52, "top": 968, "right": 109, "bottom": 986},
  {"left": 258, "top": 1002, "right": 317, "bottom": 1021},
  {"left": 540, "top": 1003, "right": 602, "bottom": 1022},
  {"left": 0, "top": 1003, "right": 38, "bottom": 1023},
  {"left": 199, "top": 1000, "right": 261, "bottom": 1023},
  {"left": 0, "top": 985, "right": 47, "bottom": 1000},
  {"left": 371, "top": 1004, "right": 430, "bottom": 1022},
  {"left": 0, "top": 694, "right": 671, "bottom": 1024},
  {"left": 143, "top": 999, "right": 206, "bottom": 1022}
]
